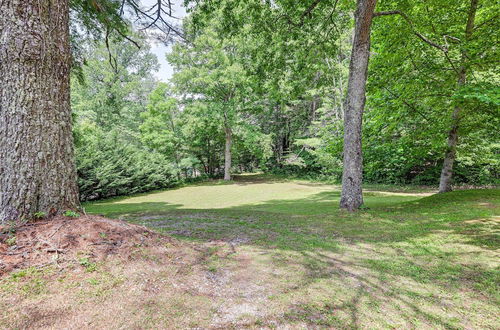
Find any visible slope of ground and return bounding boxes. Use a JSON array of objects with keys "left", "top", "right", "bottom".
[
  {"left": 1, "top": 175, "right": 498, "bottom": 328},
  {"left": 0, "top": 216, "right": 173, "bottom": 276}
]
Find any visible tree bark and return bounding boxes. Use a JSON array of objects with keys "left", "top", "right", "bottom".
[
  {"left": 438, "top": 0, "right": 478, "bottom": 193},
  {"left": 224, "top": 124, "right": 232, "bottom": 181},
  {"left": 340, "top": 0, "right": 377, "bottom": 211},
  {"left": 438, "top": 95, "right": 461, "bottom": 193},
  {"left": 0, "top": 0, "right": 80, "bottom": 222}
]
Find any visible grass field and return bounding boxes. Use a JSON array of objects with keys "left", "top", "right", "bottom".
[{"left": 2, "top": 175, "right": 499, "bottom": 328}]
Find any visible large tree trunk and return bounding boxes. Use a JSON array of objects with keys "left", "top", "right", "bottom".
[
  {"left": 340, "top": 0, "right": 377, "bottom": 211},
  {"left": 0, "top": 0, "right": 80, "bottom": 222},
  {"left": 224, "top": 125, "right": 232, "bottom": 181},
  {"left": 438, "top": 0, "right": 478, "bottom": 193}
]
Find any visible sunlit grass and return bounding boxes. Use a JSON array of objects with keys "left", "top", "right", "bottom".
[
  {"left": 79, "top": 175, "right": 500, "bottom": 328},
  {"left": 114, "top": 181, "right": 334, "bottom": 209},
  {"left": 85, "top": 174, "right": 425, "bottom": 215}
]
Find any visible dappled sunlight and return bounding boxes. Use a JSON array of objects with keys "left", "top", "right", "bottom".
[
  {"left": 80, "top": 179, "right": 500, "bottom": 328},
  {"left": 2, "top": 0, "right": 496, "bottom": 326},
  {"left": 198, "top": 238, "right": 500, "bottom": 328},
  {"left": 6, "top": 178, "right": 499, "bottom": 328}
]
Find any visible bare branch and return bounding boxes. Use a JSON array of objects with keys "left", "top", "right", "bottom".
[
  {"left": 115, "top": 29, "right": 141, "bottom": 49},
  {"left": 372, "top": 10, "right": 401, "bottom": 17},
  {"left": 105, "top": 28, "right": 118, "bottom": 74},
  {"left": 124, "top": 0, "right": 185, "bottom": 40},
  {"left": 443, "top": 35, "right": 460, "bottom": 43}
]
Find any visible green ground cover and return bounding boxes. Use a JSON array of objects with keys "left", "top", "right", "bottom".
[
  {"left": 81, "top": 174, "right": 499, "bottom": 328},
  {"left": 3, "top": 175, "right": 497, "bottom": 328}
]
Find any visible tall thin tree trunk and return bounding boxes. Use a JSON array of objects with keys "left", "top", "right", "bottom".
[
  {"left": 340, "top": 0, "right": 377, "bottom": 211},
  {"left": 438, "top": 0, "right": 478, "bottom": 193},
  {"left": 169, "top": 117, "right": 182, "bottom": 180},
  {"left": 0, "top": 0, "right": 80, "bottom": 222},
  {"left": 224, "top": 125, "right": 232, "bottom": 181},
  {"left": 438, "top": 98, "right": 461, "bottom": 193}
]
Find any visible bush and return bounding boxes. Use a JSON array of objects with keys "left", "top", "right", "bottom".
[{"left": 75, "top": 125, "right": 178, "bottom": 201}]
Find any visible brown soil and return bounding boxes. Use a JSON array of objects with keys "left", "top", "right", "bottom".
[
  {"left": 0, "top": 215, "right": 268, "bottom": 328},
  {"left": 0, "top": 215, "right": 174, "bottom": 276}
]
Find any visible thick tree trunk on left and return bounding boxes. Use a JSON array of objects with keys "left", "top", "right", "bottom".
[
  {"left": 438, "top": 0, "right": 478, "bottom": 193},
  {"left": 340, "top": 0, "right": 377, "bottom": 211},
  {"left": 224, "top": 125, "right": 232, "bottom": 181},
  {"left": 0, "top": 0, "right": 80, "bottom": 222}
]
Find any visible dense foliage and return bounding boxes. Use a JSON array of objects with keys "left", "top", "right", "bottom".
[
  {"left": 72, "top": 35, "right": 179, "bottom": 200},
  {"left": 71, "top": 0, "right": 499, "bottom": 201}
]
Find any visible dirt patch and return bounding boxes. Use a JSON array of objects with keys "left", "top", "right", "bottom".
[
  {"left": 0, "top": 215, "right": 174, "bottom": 276},
  {"left": 477, "top": 202, "right": 498, "bottom": 209}
]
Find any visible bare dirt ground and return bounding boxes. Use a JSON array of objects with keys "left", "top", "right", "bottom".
[
  {"left": 0, "top": 216, "right": 286, "bottom": 328},
  {"left": 0, "top": 232, "right": 287, "bottom": 328}
]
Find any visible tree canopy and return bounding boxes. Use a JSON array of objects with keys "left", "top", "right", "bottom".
[{"left": 71, "top": 0, "right": 498, "bottom": 202}]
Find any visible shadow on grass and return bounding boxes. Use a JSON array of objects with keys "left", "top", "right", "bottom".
[
  {"left": 85, "top": 187, "right": 499, "bottom": 328},
  {"left": 86, "top": 189, "right": 499, "bottom": 250},
  {"left": 278, "top": 249, "right": 487, "bottom": 329}
]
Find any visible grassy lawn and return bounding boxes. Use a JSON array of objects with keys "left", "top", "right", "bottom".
[
  {"left": 3, "top": 175, "right": 498, "bottom": 328},
  {"left": 82, "top": 174, "right": 500, "bottom": 328}
]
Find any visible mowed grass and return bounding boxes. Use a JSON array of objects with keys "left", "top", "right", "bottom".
[
  {"left": 86, "top": 173, "right": 426, "bottom": 216},
  {"left": 82, "top": 174, "right": 500, "bottom": 328},
  {"left": 3, "top": 175, "right": 497, "bottom": 328}
]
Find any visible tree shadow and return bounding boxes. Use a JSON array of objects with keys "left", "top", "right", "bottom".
[
  {"left": 88, "top": 189, "right": 499, "bottom": 251},
  {"left": 277, "top": 248, "right": 476, "bottom": 329},
  {"left": 86, "top": 187, "right": 499, "bottom": 327}
]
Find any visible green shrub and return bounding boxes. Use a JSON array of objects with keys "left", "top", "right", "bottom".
[{"left": 75, "top": 126, "right": 179, "bottom": 201}]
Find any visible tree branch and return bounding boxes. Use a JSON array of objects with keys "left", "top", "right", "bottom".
[
  {"left": 474, "top": 14, "right": 499, "bottom": 30},
  {"left": 382, "top": 86, "right": 430, "bottom": 122},
  {"left": 301, "top": 0, "right": 322, "bottom": 21},
  {"left": 373, "top": 10, "right": 447, "bottom": 52},
  {"left": 105, "top": 28, "right": 118, "bottom": 74},
  {"left": 277, "top": 0, "right": 324, "bottom": 28},
  {"left": 373, "top": 10, "right": 400, "bottom": 17},
  {"left": 125, "top": 0, "right": 186, "bottom": 40}
]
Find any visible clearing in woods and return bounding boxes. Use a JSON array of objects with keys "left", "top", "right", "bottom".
[{"left": 1, "top": 174, "right": 499, "bottom": 328}]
